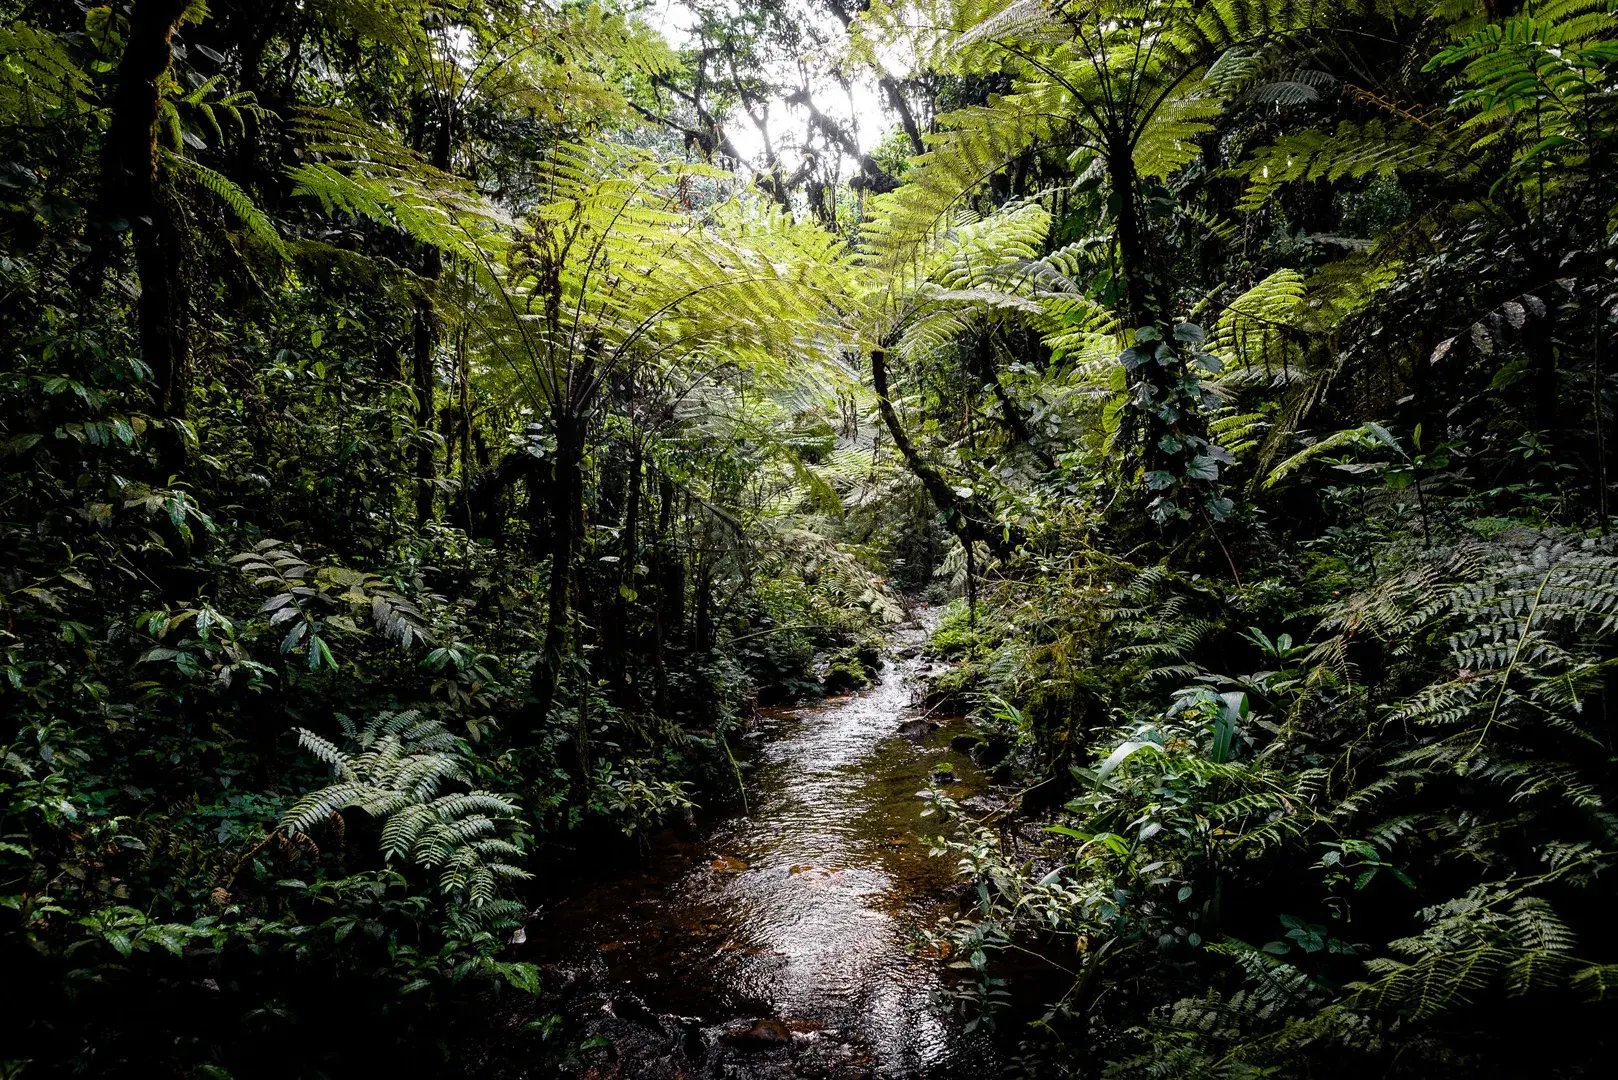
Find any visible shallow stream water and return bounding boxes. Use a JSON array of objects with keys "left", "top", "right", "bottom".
[{"left": 530, "top": 622, "right": 996, "bottom": 1078}]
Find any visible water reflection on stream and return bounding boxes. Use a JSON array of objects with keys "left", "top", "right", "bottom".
[{"left": 532, "top": 630, "right": 995, "bottom": 1078}]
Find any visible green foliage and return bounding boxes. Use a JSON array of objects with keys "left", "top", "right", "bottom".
[
  {"left": 284, "top": 711, "right": 530, "bottom": 913},
  {"left": 0, "top": 1, "right": 902, "bottom": 1073},
  {"left": 169, "top": 154, "right": 286, "bottom": 258},
  {"left": 287, "top": 105, "right": 514, "bottom": 268},
  {"left": 935, "top": 519, "right": 1618, "bottom": 1075},
  {"left": 5, "top": 0, "right": 1618, "bottom": 1074},
  {"left": 587, "top": 758, "right": 695, "bottom": 838},
  {"left": 0, "top": 22, "right": 90, "bottom": 124},
  {"left": 1124, "top": 323, "right": 1236, "bottom": 524}
]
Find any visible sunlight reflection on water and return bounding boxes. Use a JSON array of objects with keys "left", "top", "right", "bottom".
[
  {"left": 535, "top": 629, "right": 996, "bottom": 1076},
  {"left": 691, "top": 661, "right": 962, "bottom": 1071}
]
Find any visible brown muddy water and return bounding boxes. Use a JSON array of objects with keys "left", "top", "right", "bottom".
[{"left": 527, "top": 626, "right": 999, "bottom": 1078}]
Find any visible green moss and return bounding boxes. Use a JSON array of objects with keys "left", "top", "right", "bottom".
[
  {"left": 927, "top": 598, "right": 982, "bottom": 657},
  {"left": 821, "top": 648, "right": 874, "bottom": 693}
]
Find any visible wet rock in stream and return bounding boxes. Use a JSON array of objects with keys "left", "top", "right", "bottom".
[
  {"left": 721, "top": 1018, "right": 792, "bottom": 1046},
  {"left": 895, "top": 716, "right": 938, "bottom": 740}
]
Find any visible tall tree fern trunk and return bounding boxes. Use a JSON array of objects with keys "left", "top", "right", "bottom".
[
  {"left": 532, "top": 413, "right": 584, "bottom": 727},
  {"left": 603, "top": 436, "right": 642, "bottom": 696},
  {"left": 454, "top": 330, "right": 472, "bottom": 528},
  {"left": 104, "top": 0, "right": 192, "bottom": 441},
  {"left": 409, "top": 107, "right": 452, "bottom": 524},
  {"left": 1109, "top": 140, "right": 1186, "bottom": 485},
  {"left": 410, "top": 269, "right": 439, "bottom": 524},
  {"left": 1533, "top": 303, "right": 1559, "bottom": 443},
  {"left": 1108, "top": 140, "right": 1156, "bottom": 331}
]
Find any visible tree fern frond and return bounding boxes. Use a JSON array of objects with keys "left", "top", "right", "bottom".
[
  {"left": 168, "top": 153, "right": 287, "bottom": 258},
  {"left": 285, "top": 711, "right": 527, "bottom": 909},
  {"left": 0, "top": 22, "right": 92, "bottom": 125}
]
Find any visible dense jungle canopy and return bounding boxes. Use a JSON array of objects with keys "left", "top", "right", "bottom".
[{"left": 3, "top": 0, "right": 1618, "bottom": 1076}]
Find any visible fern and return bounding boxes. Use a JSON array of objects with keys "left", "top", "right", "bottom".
[
  {"left": 0, "top": 22, "right": 91, "bottom": 126},
  {"left": 1261, "top": 421, "right": 1398, "bottom": 489},
  {"left": 853, "top": 0, "right": 1366, "bottom": 274},
  {"left": 288, "top": 106, "right": 513, "bottom": 273},
  {"left": 167, "top": 153, "right": 286, "bottom": 258},
  {"left": 1242, "top": 117, "right": 1456, "bottom": 210},
  {"left": 282, "top": 711, "right": 530, "bottom": 909}
]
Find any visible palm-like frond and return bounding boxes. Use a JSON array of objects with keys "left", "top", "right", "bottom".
[
  {"left": 168, "top": 154, "right": 286, "bottom": 258},
  {"left": 0, "top": 22, "right": 90, "bottom": 125},
  {"left": 288, "top": 106, "right": 513, "bottom": 270},
  {"left": 282, "top": 711, "right": 530, "bottom": 909}
]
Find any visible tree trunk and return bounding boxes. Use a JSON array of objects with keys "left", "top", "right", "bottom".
[
  {"left": 1533, "top": 304, "right": 1558, "bottom": 440},
  {"left": 978, "top": 330, "right": 1057, "bottom": 470},
  {"left": 531, "top": 414, "right": 584, "bottom": 727},
  {"left": 648, "top": 471, "right": 682, "bottom": 711},
  {"left": 603, "top": 437, "right": 643, "bottom": 695},
  {"left": 870, "top": 349, "right": 1021, "bottom": 559},
  {"left": 964, "top": 536, "right": 977, "bottom": 627},
  {"left": 694, "top": 560, "right": 714, "bottom": 651},
  {"left": 410, "top": 105, "right": 452, "bottom": 524},
  {"left": 1108, "top": 139, "right": 1182, "bottom": 481},
  {"left": 1108, "top": 140, "right": 1156, "bottom": 330},
  {"left": 410, "top": 275, "right": 439, "bottom": 523},
  {"left": 882, "top": 77, "right": 926, "bottom": 157},
  {"left": 466, "top": 451, "right": 543, "bottom": 540},
  {"left": 103, "top": 0, "right": 193, "bottom": 433}
]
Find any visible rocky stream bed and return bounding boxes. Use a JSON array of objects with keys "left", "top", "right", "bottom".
[{"left": 525, "top": 620, "right": 1001, "bottom": 1078}]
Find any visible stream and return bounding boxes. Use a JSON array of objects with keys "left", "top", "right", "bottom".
[{"left": 529, "top": 619, "right": 998, "bottom": 1078}]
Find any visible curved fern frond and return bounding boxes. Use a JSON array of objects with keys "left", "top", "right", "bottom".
[
  {"left": 283, "top": 711, "right": 529, "bottom": 908},
  {"left": 168, "top": 153, "right": 287, "bottom": 258}
]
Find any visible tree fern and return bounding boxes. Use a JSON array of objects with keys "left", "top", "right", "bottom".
[
  {"left": 288, "top": 106, "right": 513, "bottom": 271},
  {"left": 852, "top": 0, "right": 1360, "bottom": 277},
  {"left": 282, "top": 711, "right": 530, "bottom": 910},
  {"left": 0, "top": 22, "right": 91, "bottom": 126},
  {"left": 1238, "top": 120, "right": 1452, "bottom": 212},
  {"left": 167, "top": 153, "right": 286, "bottom": 258}
]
